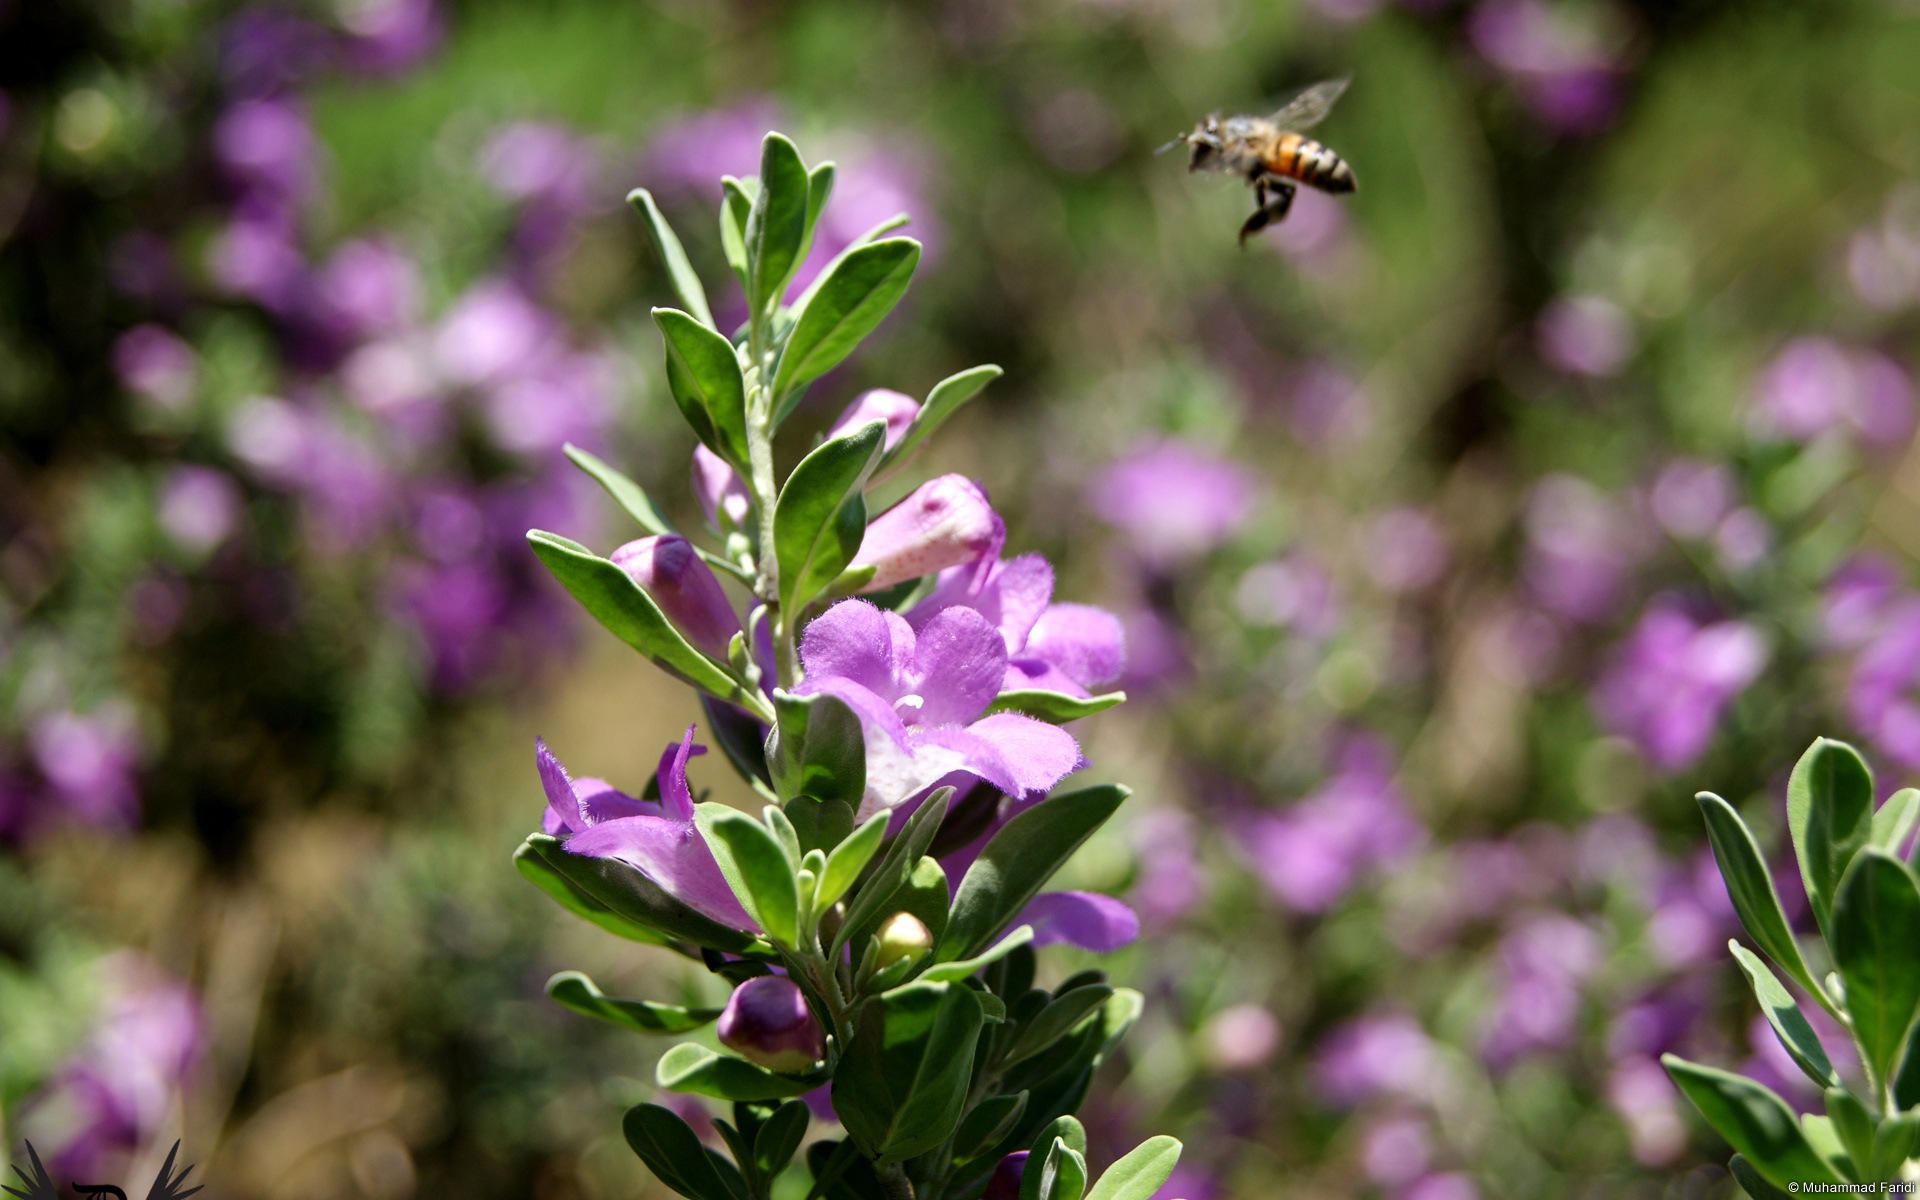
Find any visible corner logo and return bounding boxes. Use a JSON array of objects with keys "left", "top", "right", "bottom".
[{"left": 5, "top": 1141, "right": 201, "bottom": 1200}]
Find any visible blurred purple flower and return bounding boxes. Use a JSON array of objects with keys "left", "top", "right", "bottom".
[
  {"left": 113, "top": 325, "right": 198, "bottom": 413},
  {"left": 1469, "top": 0, "right": 1634, "bottom": 135},
  {"left": 25, "top": 954, "right": 201, "bottom": 1179},
  {"left": 1522, "top": 474, "right": 1644, "bottom": 624},
  {"left": 1536, "top": 294, "right": 1635, "bottom": 376},
  {"left": 1090, "top": 440, "right": 1255, "bottom": 568},
  {"left": 1316, "top": 1013, "right": 1440, "bottom": 1106},
  {"left": 1151, "top": 1166, "right": 1220, "bottom": 1200},
  {"left": 1288, "top": 362, "right": 1373, "bottom": 447},
  {"left": 1402, "top": 1173, "right": 1481, "bottom": 1200},
  {"left": 310, "top": 238, "right": 421, "bottom": 342},
  {"left": 479, "top": 346, "right": 618, "bottom": 456},
  {"left": 337, "top": 0, "right": 444, "bottom": 74},
  {"left": 1368, "top": 507, "right": 1450, "bottom": 593},
  {"left": 1130, "top": 808, "right": 1206, "bottom": 928},
  {"left": 28, "top": 709, "right": 140, "bottom": 831},
  {"left": 158, "top": 466, "right": 243, "bottom": 555},
  {"left": 1644, "top": 849, "right": 1735, "bottom": 968},
  {"left": 1751, "top": 337, "right": 1916, "bottom": 448},
  {"left": 1242, "top": 737, "right": 1422, "bottom": 912},
  {"left": 1478, "top": 912, "right": 1600, "bottom": 1066},
  {"left": 433, "top": 279, "right": 559, "bottom": 386},
  {"left": 795, "top": 149, "right": 940, "bottom": 288},
  {"left": 1199, "top": 1003, "right": 1282, "bottom": 1072},
  {"left": 214, "top": 97, "right": 316, "bottom": 216},
  {"left": 1824, "top": 554, "right": 1902, "bottom": 648},
  {"left": 1592, "top": 601, "right": 1768, "bottom": 772},
  {"left": 796, "top": 599, "right": 1083, "bottom": 817},
  {"left": 1235, "top": 555, "right": 1343, "bottom": 639},
  {"left": 220, "top": 10, "right": 333, "bottom": 98},
  {"left": 1647, "top": 459, "right": 1734, "bottom": 541},
  {"left": 1115, "top": 607, "right": 1187, "bottom": 694},
  {"left": 208, "top": 217, "right": 306, "bottom": 309},
  {"left": 227, "top": 396, "right": 394, "bottom": 549},
  {"left": 1607, "top": 1058, "right": 1690, "bottom": 1162},
  {"left": 1361, "top": 1114, "right": 1431, "bottom": 1187},
  {"left": 1847, "top": 185, "right": 1920, "bottom": 313},
  {"left": 1845, "top": 596, "right": 1920, "bottom": 769},
  {"left": 644, "top": 97, "right": 783, "bottom": 200}
]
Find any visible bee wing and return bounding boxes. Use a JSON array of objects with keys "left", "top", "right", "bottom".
[{"left": 1269, "top": 77, "right": 1350, "bottom": 131}]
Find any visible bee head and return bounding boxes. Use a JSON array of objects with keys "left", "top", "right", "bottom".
[{"left": 1183, "top": 116, "right": 1223, "bottom": 170}]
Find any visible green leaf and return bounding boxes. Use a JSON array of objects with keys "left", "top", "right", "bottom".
[
  {"left": 1084, "top": 1137, "right": 1182, "bottom": 1200},
  {"left": 1728, "top": 942, "right": 1839, "bottom": 1088},
  {"left": 773, "top": 420, "right": 886, "bottom": 617},
  {"left": 1021, "top": 1118, "right": 1088, "bottom": 1200},
  {"left": 1788, "top": 738, "right": 1876, "bottom": 937},
  {"left": 1037, "top": 1137, "right": 1088, "bottom": 1200},
  {"left": 767, "top": 690, "right": 866, "bottom": 805},
  {"left": 753, "top": 1100, "right": 809, "bottom": 1181},
  {"left": 1895, "top": 1023, "right": 1920, "bottom": 1109},
  {"left": 1728, "top": 1155, "right": 1794, "bottom": 1200},
  {"left": 983, "top": 690, "right": 1127, "bottom": 725},
  {"left": 787, "top": 213, "right": 911, "bottom": 319},
  {"left": 622, "top": 1104, "right": 747, "bottom": 1200},
  {"left": 1830, "top": 849, "right": 1920, "bottom": 1087},
  {"left": 695, "top": 805, "right": 801, "bottom": 947},
  {"left": 1002, "top": 983, "right": 1114, "bottom": 1068},
  {"left": 1661, "top": 1055, "right": 1842, "bottom": 1187},
  {"left": 746, "top": 134, "right": 810, "bottom": 311},
  {"left": 1875, "top": 788, "right": 1920, "bottom": 854},
  {"left": 880, "top": 364, "right": 1003, "bottom": 474},
  {"left": 526, "top": 834, "right": 756, "bottom": 952},
  {"left": 1870, "top": 1113, "right": 1919, "bottom": 1182},
  {"left": 563, "top": 444, "right": 676, "bottom": 538},
  {"left": 818, "top": 810, "right": 888, "bottom": 910},
  {"left": 1824, "top": 1088, "right": 1873, "bottom": 1182},
  {"left": 656, "top": 1043, "right": 818, "bottom": 1101},
  {"left": 545, "top": 971, "right": 722, "bottom": 1034},
  {"left": 627, "top": 189, "right": 714, "bottom": 329},
  {"left": 802, "top": 162, "right": 834, "bottom": 261},
  {"left": 835, "top": 788, "right": 952, "bottom": 957},
  {"left": 940, "top": 784, "right": 1129, "bottom": 962},
  {"left": 786, "top": 797, "right": 855, "bottom": 857},
  {"left": 770, "top": 238, "right": 921, "bottom": 418},
  {"left": 1800, "top": 1114, "right": 1850, "bottom": 1179},
  {"left": 919, "top": 925, "right": 1035, "bottom": 984},
  {"left": 1696, "top": 792, "right": 1825, "bottom": 1004},
  {"left": 655, "top": 308, "right": 750, "bottom": 468},
  {"left": 953, "top": 1092, "right": 1029, "bottom": 1162},
  {"left": 719, "top": 176, "right": 754, "bottom": 288},
  {"left": 834, "top": 981, "right": 985, "bottom": 1163},
  {"left": 527, "top": 532, "right": 768, "bottom": 720},
  {"left": 513, "top": 841, "right": 674, "bottom": 947}
]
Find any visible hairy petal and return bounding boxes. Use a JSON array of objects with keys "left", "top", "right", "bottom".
[
  {"left": 566, "top": 815, "right": 756, "bottom": 929},
  {"left": 905, "top": 607, "right": 1008, "bottom": 726},
  {"left": 799, "top": 599, "right": 901, "bottom": 700},
  {"left": 965, "top": 712, "right": 1082, "bottom": 795},
  {"left": 1024, "top": 602, "right": 1127, "bottom": 690},
  {"left": 653, "top": 726, "right": 707, "bottom": 821}
]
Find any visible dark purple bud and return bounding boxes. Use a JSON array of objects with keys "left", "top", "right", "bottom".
[
  {"left": 717, "top": 976, "right": 825, "bottom": 1073},
  {"left": 692, "top": 445, "right": 751, "bottom": 530},
  {"left": 609, "top": 535, "right": 740, "bottom": 662},
  {"left": 983, "top": 1150, "right": 1028, "bottom": 1200}
]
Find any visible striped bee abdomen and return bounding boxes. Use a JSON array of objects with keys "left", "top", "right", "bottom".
[{"left": 1269, "top": 132, "right": 1356, "bottom": 194}]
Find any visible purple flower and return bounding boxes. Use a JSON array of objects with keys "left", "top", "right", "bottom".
[
  {"left": 1089, "top": 439, "right": 1255, "bottom": 567},
  {"left": 482, "top": 122, "right": 600, "bottom": 212},
  {"left": 907, "top": 553, "right": 1126, "bottom": 697},
  {"left": 1129, "top": 808, "right": 1206, "bottom": 928},
  {"left": 1591, "top": 601, "right": 1768, "bottom": 772},
  {"left": 539, "top": 728, "right": 754, "bottom": 929},
  {"left": 610, "top": 535, "right": 740, "bottom": 662},
  {"left": 1477, "top": 912, "right": 1601, "bottom": 1066},
  {"left": 795, "top": 599, "right": 1083, "bottom": 817},
  {"left": 112, "top": 326, "right": 198, "bottom": 412},
  {"left": 1287, "top": 362, "right": 1373, "bottom": 448},
  {"left": 1316, "top": 1014, "right": 1441, "bottom": 1106},
  {"left": 337, "top": 0, "right": 444, "bottom": 75},
  {"left": 1018, "top": 891, "right": 1139, "bottom": 952},
  {"left": 1403, "top": 1173, "right": 1481, "bottom": 1200},
  {"left": 1845, "top": 596, "right": 1920, "bottom": 769},
  {"left": 1235, "top": 555, "right": 1343, "bottom": 639},
  {"left": 1199, "top": 1002, "right": 1282, "bottom": 1072},
  {"left": 828, "top": 388, "right": 919, "bottom": 450},
  {"left": 851, "top": 475, "right": 1004, "bottom": 593},
  {"left": 717, "top": 976, "right": 825, "bottom": 1072},
  {"left": 693, "top": 445, "right": 752, "bottom": 531},
  {"left": 1752, "top": 337, "right": 1916, "bottom": 448},
  {"left": 22, "top": 953, "right": 201, "bottom": 1178},
  {"left": 1521, "top": 474, "right": 1644, "bottom": 624},
  {"left": 227, "top": 397, "right": 394, "bottom": 549},
  {"left": 1469, "top": 0, "right": 1635, "bottom": 135},
  {"left": 1824, "top": 554, "right": 1902, "bottom": 648},
  {"left": 213, "top": 97, "right": 316, "bottom": 217},
  {"left": 644, "top": 97, "right": 783, "bottom": 200},
  {"left": 219, "top": 11, "right": 332, "bottom": 98},
  {"left": 208, "top": 217, "right": 306, "bottom": 308},
  {"left": 1606, "top": 1055, "right": 1687, "bottom": 1165},
  {"left": 1366, "top": 508, "right": 1449, "bottom": 593},
  {"left": 1151, "top": 1166, "right": 1220, "bottom": 1200},
  {"left": 1242, "top": 738, "right": 1422, "bottom": 912},
  {"left": 433, "top": 279, "right": 558, "bottom": 386},
  {"left": 478, "top": 345, "right": 617, "bottom": 457},
  {"left": 158, "top": 466, "right": 243, "bottom": 555},
  {"left": 1647, "top": 458, "right": 1735, "bottom": 541},
  {"left": 310, "top": 238, "right": 420, "bottom": 342},
  {"left": 28, "top": 709, "right": 140, "bottom": 830},
  {"left": 1536, "top": 295, "right": 1635, "bottom": 376},
  {"left": 983, "top": 1151, "right": 1028, "bottom": 1200},
  {"left": 1361, "top": 1114, "right": 1431, "bottom": 1187}
]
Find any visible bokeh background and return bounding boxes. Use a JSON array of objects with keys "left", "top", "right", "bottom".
[{"left": 4, "top": 0, "right": 1920, "bottom": 1196}]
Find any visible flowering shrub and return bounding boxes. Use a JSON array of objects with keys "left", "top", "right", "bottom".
[{"left": 517, "top": 134, "right": 1179, "bottom": 1199}]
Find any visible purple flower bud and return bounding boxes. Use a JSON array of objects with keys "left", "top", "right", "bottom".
[
  {"left": 692, "top": 445, "right": 752, "bottom": 530},
  {"left": 852, "top": 475, "right": 1004, "bottom": 592},
  {"left": 717, "top": 976, "right": 825, "bottom": 1072},
  {"left": 828, "top": 389, "right": 919, "bottom": 452},
  {"left": 873, "top": 911, "right": 932, "bottom": 969},
  {"left": 982, "top": 1151, "right": 1028, "bottom": 1200},
  {"left": 609, "top": 536, "right": 740, "bottom": 661}
]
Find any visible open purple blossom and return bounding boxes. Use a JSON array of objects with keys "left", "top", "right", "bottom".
[
  {"left": 1090, "top": 439, "right": 1255, "bottom": 568},
  {"left": 1751, "top": 336, "right": 1916, "bottom": 448},
  {"left": 1316, "top": 1013, "right": 1443, "bottom": 1107},
  {"left": 1522, "top": 474, "right": 1646, "bottom": 624},
  {"left": 1591, "top": 601, "right": 1768, "bottom": 771},
  {"left": 539, "top": 728, "right": 754, "bottom": 929},
  {"left": 795, "top": 599, "right": 1083, "bottom": 817},
  {"left": 1478, "top": 912, "right": 1602, "bottom": 1067},
  {"left": 907, "top": 552, "right": 1126, "bottom": 697}
]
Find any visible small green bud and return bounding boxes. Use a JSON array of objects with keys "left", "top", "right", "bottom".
[{"left": 874, "top": 911, "right": 933, "bottom": 970}]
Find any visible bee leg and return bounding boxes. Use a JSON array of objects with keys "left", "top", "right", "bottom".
[{"left": 1238, "top": 179, "right": 1296, "bottom": 246}]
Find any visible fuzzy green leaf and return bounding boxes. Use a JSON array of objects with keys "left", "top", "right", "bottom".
[
  {"left": 881, "top": 364, "right": 1003, "bottom": 474},
  {"left": 1728, "top": 942, "right": 1839, "bottom": 1089},
  {"left": 772, "top": 419, "right": 885, "bottom": 618},
  {"left": 983, "top": 690, "right": 1126, "bottom": 725},
  {"left": 746, "top": 134, "right": 810, "bottom": 311},
  {"left": 622, "top": 1104, "right": 748, "bottom": 1200},
  {"left": 770, "top": 239, "right": 920, "bottom": 418},
  {"left": 655, "top": 308, "right": 749, "bottom": 468},
  {"left": 1662, "top": 1055, "right": 1842, "bottom": 1188},
  {"left": 627, "top": 189, "right": 714, "bottom": 328},
  {"left": 656, "top": 1043, "right": 818, "bottom": 1101},
  {"left": 695, "top": 805, "right": 800, "bottom": 948},
  {"left": 1830, "top": 850, "right": 1920, "bottom": 1087},
  {"left": 833, "top": 981, "right": 985, "bottom": 1163},
  {"left": 1084, "top": 1136, "right": 1184, "bottom": 1200},
  {"left": 545, "top": 971, "right": 721, "bottom": 1034},
  {"left": 1789, "top": 738, "right": 1876, "bottom": 938},
  {"left": 1697, "top": 792, "right": 1825, "bottom": 1003},
  {"left": 940, "top": 784, "right": 1129, "bottom": 962}
]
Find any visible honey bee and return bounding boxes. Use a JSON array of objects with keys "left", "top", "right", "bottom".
[{"left": 1167, "top": 78, "right": 1357, "bottom": 245}]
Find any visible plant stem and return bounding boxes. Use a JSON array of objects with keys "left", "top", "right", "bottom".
[
  {"left": 876, "top": 1162, "right": 916, "bottom": 1200},
  {"left": 742, "top": 307, "right": 796, "bottom": 688}
]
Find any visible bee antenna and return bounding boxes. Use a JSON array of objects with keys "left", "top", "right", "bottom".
[{"left": 1153, "top": 134, "right": 1187, "bottom": 157}]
